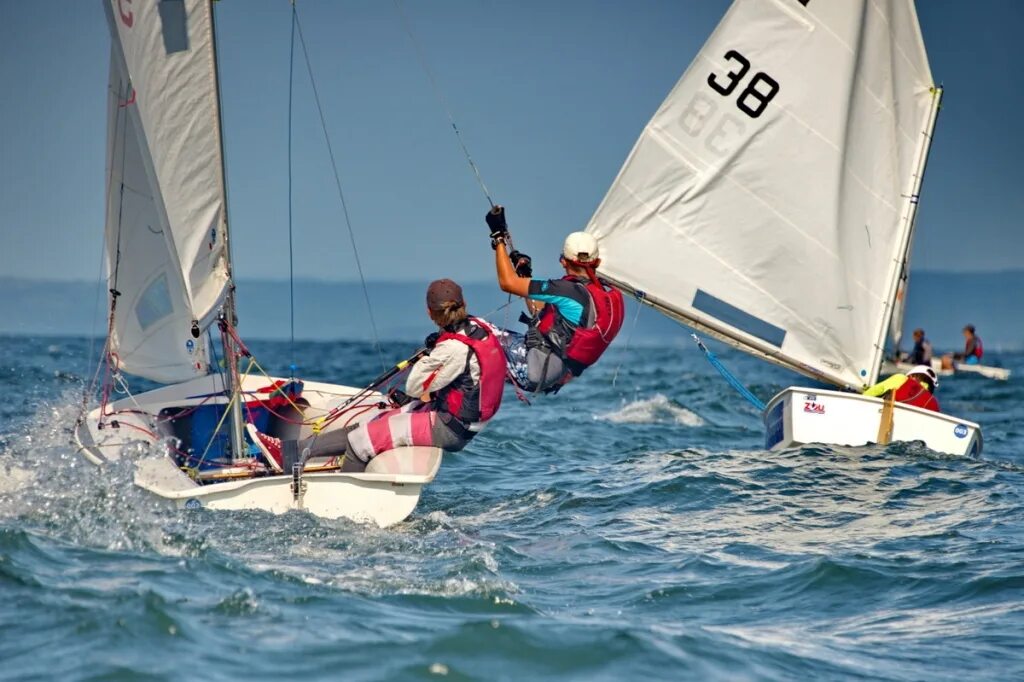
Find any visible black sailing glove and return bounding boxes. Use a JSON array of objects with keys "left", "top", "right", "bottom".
[
  {"left": 423, "top": 332, "right": 440, "bottom": 350},
  {"left": 388, "top": 387, "right": 415, "bottom": 407},
  {"left": 486, "top": 205, "right": 509, "bottom": 249},
  {"left": 508, "top": 250, "right": 533, "bottom": 278}
]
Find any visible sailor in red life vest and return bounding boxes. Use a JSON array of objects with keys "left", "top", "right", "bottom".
[
  {"left": 485, "top": 205, "right": 624, "bottom": 393},
  {"left": 953, "top": 324, "right": 984, "bottom": 364},
  {"left": 248, "top": 279, "right": 506, "bottom": 472},
  {"left": 861, "top": 365, "right": 941, "bottom": 412}
]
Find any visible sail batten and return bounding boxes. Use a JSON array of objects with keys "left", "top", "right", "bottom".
[
  {"left": 586, "top": 0, "right": 937, "bottom": 389},
  {"left": 102, "top": 0, "right": 230, "bottom": 383}
]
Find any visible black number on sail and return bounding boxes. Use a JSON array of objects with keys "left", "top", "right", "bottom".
[
  {"left": 736, "top": 72, "right": 780, "bottom": 118},
  {"left": 707, "top": 50, "right": 750, "bottom": 96},
  {"left": 708, "top": 50, "right": 780, "bottom": 119}
]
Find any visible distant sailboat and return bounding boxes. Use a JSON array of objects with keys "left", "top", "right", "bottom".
[
  {"left": 74, "top": 0, "right": 442, "bottom": 526},
  {"left": 883, "top": 264, "right": 1010, "bottom": 382},
  {"left": 585, "top": 0, "right": 982, "bottom": 456}
]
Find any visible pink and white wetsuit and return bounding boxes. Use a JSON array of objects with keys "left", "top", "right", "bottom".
[{"left": 340, "top": 318, "right": 506, "bottom": 467}]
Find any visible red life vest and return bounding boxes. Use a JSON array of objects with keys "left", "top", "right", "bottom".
[
  {"left": 433, "top": 318, "right": 506, "bottom": 425},
  {"left": 893, "top": 376, "right": 940, "bottom": 412},
  {"left": 971, "top": 336, "right": 984, "bottom": 359},
  {"left": 536, "top": 277, "right": 625, "bottom": 375}
]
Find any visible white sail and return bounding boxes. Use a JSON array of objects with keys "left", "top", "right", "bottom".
[
  {"left": 103, "top": 0, "right": 230, "bottom": 383},
  {"left": 888, "top": 274, "right": 908, "bottom": 354},
  {"left": 586, "top": 0, "right": 939, "bottom": 389}
]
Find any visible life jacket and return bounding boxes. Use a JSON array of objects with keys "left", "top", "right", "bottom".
[
  {"left": 535, "top": 276, "right": 625, "bottom": 376},
  {"left": 970, "top": 336, "right": 984, "bottom": 359},
  {"left": 433, "top": 317, "right": 506, "bottom": 427},
  {"left": 893, "top": 376, "right": 940, "bottom": 412}
]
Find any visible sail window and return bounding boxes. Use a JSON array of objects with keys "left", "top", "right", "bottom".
[
  {"left": 158, "top": 0, "right": 189, "bottom": 54},
  {"left": 692, "top": 289, "right": 786, "bottom": 347},
  {"left": 136, "top": 273, "right": 174, "bottom": 331}
]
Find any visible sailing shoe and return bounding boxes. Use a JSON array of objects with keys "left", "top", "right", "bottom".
[{"left": 245, "top": 423, "right": 283, "bottom": 472}]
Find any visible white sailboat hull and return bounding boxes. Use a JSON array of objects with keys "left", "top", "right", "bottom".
[
  {"left": 763, "top": 387, "right": 982, "bottom": 458},
  {"left": 129, "top": 451, "right": 440, "bottom": 528},
  {"left": 74, "top": 374, "right": 443, "bottom": 527},
  {"left": 882, "top": 359, "right": 1010, "bottom": 381},
  {"left": 948, "top": 362, "right": 1011, "bottom": 380}
]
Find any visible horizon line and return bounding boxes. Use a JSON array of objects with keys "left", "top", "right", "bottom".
[{"left": 4, "top": 268, "right": 1024, "bottom": 286}]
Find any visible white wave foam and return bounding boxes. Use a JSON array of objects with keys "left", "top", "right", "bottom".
[
  {"left": 0, "top": 390, "right": 171, "bottom": 552},
  {"left": 0, "top": 465, "right": 35, "bottom": 495},
  {"left": 596, "top": 394, "right": 705, "bottom": 427}
]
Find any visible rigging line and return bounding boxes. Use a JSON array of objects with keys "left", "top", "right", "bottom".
[
  {"left": 479, "top": 299, "right": 511, "bottom": 321},
  {"left": 110, "top": 76, "right": 130, "bottom": 323},
  {"left": 82, "top": 78, "right": 130, "bottom": 419},
  {"left": 208, "top": 328, "right": 227, "bottom": 399},
  {"left": 691, "top": 334, "right": 766, "bottom": 412},
  {"left": 81, "top": 242, "right": 108, "bottom": 411},
  {"left": 611, "top": 298, "right": 644, "bottom": 387},
  {"left": 391, "top": 0, "right": 494, "bottom": 207},
  {"left": 94, "top": 75, "right": 134, "bottom": 423},
  {"left": 292, "top": 4, "right": 387, "bottom": 371},
  {"left": 287, "top": 5, "right": 297, "bottom": 375}
]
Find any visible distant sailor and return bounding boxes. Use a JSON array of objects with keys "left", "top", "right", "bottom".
[
  {"left": 484, "top": 205, "right": 624, "bottom": 393},
  {"left": 249, "top": 279, "right": 506, "bottom": 472},
  {"left": 954, "top": 324, "right": 984, "bottom": 365},
  {"left": 862, "top": 365, "right": 940, "bottom": 412},
  {"left": 904, "top": 328, "right": 933, "bottom": 365},
  {"left": 940, "top": 324, "right": 984, "bottom": 371}
]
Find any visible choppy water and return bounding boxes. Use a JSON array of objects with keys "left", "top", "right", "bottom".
[{"left": 1, "top": 335, "right": 1023, "bottom": 681}]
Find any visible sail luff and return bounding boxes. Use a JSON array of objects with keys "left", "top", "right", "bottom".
[
  {"left": 206, "top": 0, "right": 235, "bottom": 304},
  {"left": 872, "top": 86, "right": 943, "bottom": 377}
]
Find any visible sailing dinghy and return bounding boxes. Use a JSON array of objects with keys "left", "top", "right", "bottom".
[
  {"left": 882, "top": 358, "right": 1009, "bottom": 382},
  {"left": 933, "top": 360, "right": 1009, "bottom": 381},
  {"left": 73, "top": 0, "right": 441, "bottom": 527},
  {"left": 584, "top": 0, "right": 982, "bottom": 457}
]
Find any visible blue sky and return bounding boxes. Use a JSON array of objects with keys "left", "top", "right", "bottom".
[{"left": 1, "top": 1, "right": 1022, "bottom": 285}]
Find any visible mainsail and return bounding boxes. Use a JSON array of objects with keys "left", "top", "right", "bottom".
[
  {"left": 103, "top": 0, "right": 230, "bottom": 383},
  {"left": 585, "top": 0, "right": 939, "bottom": 389}
]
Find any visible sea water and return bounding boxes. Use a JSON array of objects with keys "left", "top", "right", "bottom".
[{"left": 1, "top": 336, "right": 1022, "bottom": 681}]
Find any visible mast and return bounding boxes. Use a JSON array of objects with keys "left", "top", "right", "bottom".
[
  {"left": 208, "top": 0, "right": 246, "bottom": 461},
  {"left": 869, "top": 86, "right": 944, "bottom": 384}
]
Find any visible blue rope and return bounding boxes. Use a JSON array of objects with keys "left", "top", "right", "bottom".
[{"left": 691, "top": 334, "right": 766, "bottom": 411}]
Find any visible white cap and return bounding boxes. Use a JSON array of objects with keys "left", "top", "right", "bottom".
[
  {"left": 908, "top": 364, "right": 938, "bottom": 388},
  {"left": 562, "top": 232, "right": 600, "bottom": 264}
]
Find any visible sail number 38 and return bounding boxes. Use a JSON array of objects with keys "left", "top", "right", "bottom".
[
  {"left": 678, "top": 49, "right": 781, "bottom": 156},
  {"left": 707, "top": 50, "right": 779, "bottom": 119}
]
